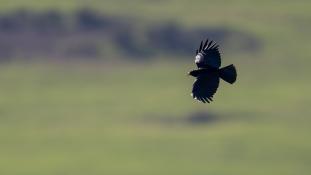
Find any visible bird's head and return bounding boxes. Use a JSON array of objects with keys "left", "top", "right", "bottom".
[{"left": 195, "top": 53, "right": 204, "bottom": 64}]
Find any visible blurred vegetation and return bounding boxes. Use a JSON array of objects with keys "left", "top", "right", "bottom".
[
  {"left": 0, "top": 9, "right": 260, "bottom": 61},
  {"left": 0, "top": 0, "right": 311, "bottom": 175}
]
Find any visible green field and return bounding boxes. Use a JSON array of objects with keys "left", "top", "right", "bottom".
[{"left": 0, "top": 1, "right": 311, "bottom": 175}]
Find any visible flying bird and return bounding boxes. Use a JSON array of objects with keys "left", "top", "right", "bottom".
[{"left": 188, "top": 39, "right": 237, "bottom": 103}]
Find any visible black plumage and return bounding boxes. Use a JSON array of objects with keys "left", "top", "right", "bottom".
[{"left": 188, "top": 39, "right": 237, "bottom": 103}]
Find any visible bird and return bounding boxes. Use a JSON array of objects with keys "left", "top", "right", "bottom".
[{"left": 188, "top": 39, "right": 237, "bottom": 103}]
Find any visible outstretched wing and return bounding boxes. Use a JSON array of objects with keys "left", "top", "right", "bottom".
[
  {"left": 191, "top": 74, "right": 220, "bottom": 103},
  {"left": 195, "top": 39, "right": 221, "bottom": 69}
]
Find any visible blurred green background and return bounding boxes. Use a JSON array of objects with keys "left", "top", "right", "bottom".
[{"left": 0, "top": 0, "right": 310, "bottom": 175}]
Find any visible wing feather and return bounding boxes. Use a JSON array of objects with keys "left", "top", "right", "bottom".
[
  {"left": 199, "top": 41, "right": 203, "bottom": 52},
  {"left": 203, "top": 39, "right": 209, "bottom": 50},
  {"left": 191, "top": 74, "right": 220, "bottom": 103},
  {"left": 195, "top": 39, "right": 221, "bottom": 68}
]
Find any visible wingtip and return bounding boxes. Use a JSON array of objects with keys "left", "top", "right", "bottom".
[
  {"left": 192, "top": 95, "right": 213, "bottom": 104},
  {"left": 203, "top": 39, "right": 208, "bottom": 50},
  {"left": 199, "top": 41, "right": 203, "bottom": 51}
]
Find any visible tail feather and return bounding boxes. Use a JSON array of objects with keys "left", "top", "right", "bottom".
[{"left": 219, "top": 64, "right": 237, "bottom": 84}]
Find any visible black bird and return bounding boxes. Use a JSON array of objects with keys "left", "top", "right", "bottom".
[{"left": 188, "top": 39, "right": 237, "bottom": 103}]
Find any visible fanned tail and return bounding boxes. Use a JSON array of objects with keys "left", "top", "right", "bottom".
[{"left": 219, "top": 64, "right": 237, "bottom": 84}]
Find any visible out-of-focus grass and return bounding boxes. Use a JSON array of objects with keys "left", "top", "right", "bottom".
[
  {"left": 0, "top": 60, "right": 310, "bottom": 175},
  {"left": 0, "top": 0, "right": 311, "bottom": 175},
  {"left": 1, "top": 0, "right": 311, "bottom": 31}
]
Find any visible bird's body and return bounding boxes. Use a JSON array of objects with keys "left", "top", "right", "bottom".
[
  {"left": 188, "top": 39, "right": 237, "bottom": 103},
  {"left": 189, "top": 66, "right": 219, "bottom": 78}
]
